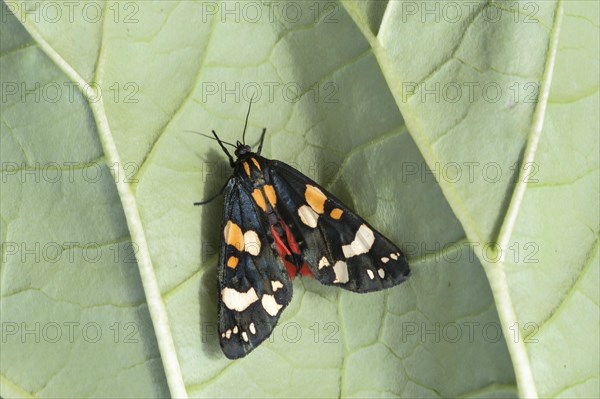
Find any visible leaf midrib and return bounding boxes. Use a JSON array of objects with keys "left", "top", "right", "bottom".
[
  {"left": 6, "top": 3, "right": 188, "bottom": 398},
  {"left": 341, "top": 1, "right": 566, "bottom": 398}
]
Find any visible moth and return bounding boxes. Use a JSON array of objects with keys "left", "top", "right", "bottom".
[{"left": 195, "top": 102, "right": 410, "bottom": 359}]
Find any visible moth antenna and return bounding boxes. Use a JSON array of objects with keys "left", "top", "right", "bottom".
[
  {"left": 242, "top": 96, "right": 254, "bottom": 145},
  {"left": 184, "top": 130, "right": 237, "bottom": 149}
]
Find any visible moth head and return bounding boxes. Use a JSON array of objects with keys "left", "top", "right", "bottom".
[{"left": 234, "top": 141, "right": 252, "bottom": 158}]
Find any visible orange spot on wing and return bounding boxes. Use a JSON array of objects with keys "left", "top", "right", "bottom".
[
  {"left": 330, "top": 208, "right": 343, "bottom": 220},
  {"left": 252, "top": 189, "right": 266, "bottom": 211},
  {"left": 305, "top": 185, "right": 326, "bottom": 214},
  {"left": 251, "top": 157, "right": 261, "bottom": 170},
  {"left": 264, "top": 185, "right": 277, "bottom": 207},
  {"left": 243, "top": 162, "right": 251, "bottom": 176},
  {"left": 227, "top": 256, "right": 239, "bottom": 269},
  {"left": 224, "top": 221, "right": 244, "bottom": 251}
]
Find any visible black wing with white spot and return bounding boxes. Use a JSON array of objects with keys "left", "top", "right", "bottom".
[
  {"left": 267, "top": 160, "right": 410, "bottom": 293},
  {"left": 217, "top": 178, "right": 293, "bottom": 359}
]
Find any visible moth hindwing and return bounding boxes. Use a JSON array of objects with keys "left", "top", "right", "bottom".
[{"left": 195, "top": 109, "right": 410, "bottom": 359}]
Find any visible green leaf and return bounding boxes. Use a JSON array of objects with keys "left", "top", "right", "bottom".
[
  {"left": 0, "top": 2, "right": 168, "bottom": 397},
  {"left": 1, "top": 1, "right": 596, "bottom": 398},
  {"left": 343, "top": 0, "right": 599, "bottom": 397}
]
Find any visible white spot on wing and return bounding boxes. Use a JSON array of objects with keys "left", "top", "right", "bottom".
[
  {"left": 242, "top": 332, "right": 249, "bottom": 342},
  {"left": 221, "top": 287, "right": 259, "bottom": 312},
  {"left": 249, "top": 323, "right": 256, "bottom": 335},
  {"left": 233, "top": 326, "right": 238, "bottom": 334},
  {"left": 271, "top": 280, "right": 283, "bottom": 292},
  {"left": 381, "top": 257, "right": 389, "bottom": 263},
  {"left": 261, "top": 294, "right": 283, "bottom": 316},
  {"left": 367, "top": 269, "right": 374, "bottom": 280},
  {"left": 391, "top": 253, "right": 398, "bottom": 260},
  {"left": 378, "top": 268, "right": 385, "bottom": 278},
  {"left": 244, "top": 230, "right": 261, "bottom": 256},
  {"left": 225, "top": 329, "right": 232, "bottom": 339},
  {"left": 298, "top": 205, "right": 319, "bottom": 228},
  {"left": 318, "top": 256, "right": 330, "bottom": 269},
  {"left": 342, "top": 224, "right": 375, "bottom": 258},
  {"left": 332, "top": 260, "right": 349, "bottom": 284}
]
